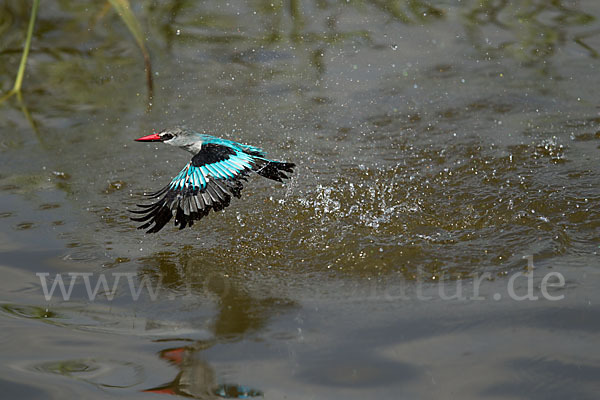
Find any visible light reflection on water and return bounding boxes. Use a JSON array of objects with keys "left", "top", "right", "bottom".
[{"left": 0, "top": 0, "right": 599, "bottom": 399}]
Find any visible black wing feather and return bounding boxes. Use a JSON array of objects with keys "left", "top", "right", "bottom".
[{"left": 130, "top": 142, "right": 295, "bottom": 233}]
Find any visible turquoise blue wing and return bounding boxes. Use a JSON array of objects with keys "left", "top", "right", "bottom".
[
  {"left": 167, "top": 149, "right": 253, "bottom": 191},
  {"left": 130, "top": 150, "right": 252, "bottom": 233},
  {"left": 130, "top": 142, "right": 294, "bottom": 233},
  {"left": 168, "top": 163, "right": 208, "bottom": 191}
]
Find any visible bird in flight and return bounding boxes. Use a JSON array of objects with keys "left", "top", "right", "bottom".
[{"left": 130, "top": 127, "right": 295, "bottom": 233}]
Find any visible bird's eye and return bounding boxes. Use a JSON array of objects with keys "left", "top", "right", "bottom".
[{"left": 160, "top": 133, "right": 174, "bottom": 141}]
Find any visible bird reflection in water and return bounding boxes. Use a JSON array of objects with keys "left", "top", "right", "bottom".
[
  {"left": 139, "top": 251, "right": 297, "bottom": 398},
  {"left": 144, "top": 344, "right": 263, "bottom": 399}
]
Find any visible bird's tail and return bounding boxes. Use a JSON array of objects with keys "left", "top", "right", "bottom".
[{"left": 254, "top": 159, "right": 295, "bottom": 182}]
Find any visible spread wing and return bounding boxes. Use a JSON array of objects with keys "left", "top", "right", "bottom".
[
  {"left": 131, "top": 142, "right": 295, "bottom": 233},
  {"left": 130, "top": 144, "right": 255, "bottom": 233}
]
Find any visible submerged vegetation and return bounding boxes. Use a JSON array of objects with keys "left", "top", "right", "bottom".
[
  {"left": 0, "top": 0, "right": 595, "bottom": 140},
  {"left": 0, "top": 0, "right": 153, "bottom": 122},
  {"left": 0, "top": 0, "right": 596, "bottom": 129}
]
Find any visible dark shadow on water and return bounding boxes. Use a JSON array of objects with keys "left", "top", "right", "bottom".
[
  {"left": 482, "top": 358, "right": 600, "bottom": 400},
  {"left": 0, "top": 378, "right": 47, "bottom": 400},
  {"left": 298, "top": 351, "right": 420, "bottom": 388}
]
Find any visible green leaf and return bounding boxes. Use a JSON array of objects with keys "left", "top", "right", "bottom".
[{"left": 107, "top": 0, "right": 153, "bottom": 102}]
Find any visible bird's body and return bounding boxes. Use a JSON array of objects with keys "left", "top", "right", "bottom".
[{"left": 131, "top": 127, "right": 295, "bottom": 233}]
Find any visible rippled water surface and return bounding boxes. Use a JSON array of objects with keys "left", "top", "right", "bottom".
[{"left": 1, "top": 0, "right": 599, "bottom": 398}]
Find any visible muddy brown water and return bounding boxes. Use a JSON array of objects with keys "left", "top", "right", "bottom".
[{"left": 1, "top": 1, "right": 599, "bottom": 399}]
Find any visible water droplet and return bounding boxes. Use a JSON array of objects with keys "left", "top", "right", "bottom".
[{"left": 391, "top": 44, "right": 398, "bottom": 50}]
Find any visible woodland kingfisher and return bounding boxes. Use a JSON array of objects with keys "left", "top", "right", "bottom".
[{"left": 130, "top": 127, "right": 295, "bottom": 233}]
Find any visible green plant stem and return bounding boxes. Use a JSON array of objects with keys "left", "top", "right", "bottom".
[
  {"left": 14, "top": 0, "right": 40, "bottom": 92},
  {"left": 0, "top": 0, "right": 39, "bottom": 104}
]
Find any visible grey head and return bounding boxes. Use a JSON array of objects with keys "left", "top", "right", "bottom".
[{"left": 136, "top": 126, "right": 203, "bottom": 153}]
